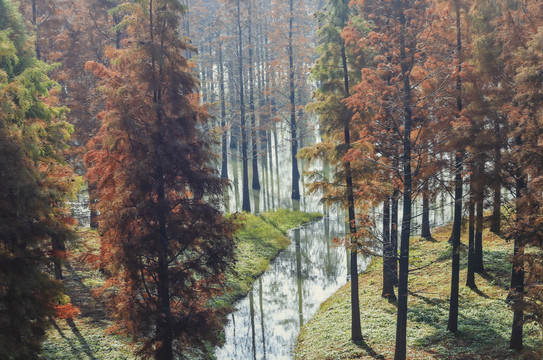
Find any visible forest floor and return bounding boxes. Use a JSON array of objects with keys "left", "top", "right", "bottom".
[
  {"left": 295, "top": 224, "right": 542, "bottom": 360},
  {"left": 40, "top": 209, "right": 321, "bottom": 360}
]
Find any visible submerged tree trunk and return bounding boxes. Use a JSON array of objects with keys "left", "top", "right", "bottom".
[
  {"left": 248, "top": 0, "right": 260, "bottom": 191},
  {"left": 289, "top": 0, "right": 300, "bottom": 202},
  {"left": 237, "top": 0, "right": 250, "bottom": 212},
  {"left": 219, "top": 39, "right": 228, "bottom": 179}
]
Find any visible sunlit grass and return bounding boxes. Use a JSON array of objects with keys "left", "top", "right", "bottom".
[{"left": 295, "top": 225, "right": 542, "bottom": 360}]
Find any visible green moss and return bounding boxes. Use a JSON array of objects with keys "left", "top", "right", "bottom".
[{"left": 295, "top": 227, "right": 542, "bottom": 360}]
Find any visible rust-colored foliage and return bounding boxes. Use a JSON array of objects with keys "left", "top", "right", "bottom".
[{"left": 85, "top": 1, "right": 236, "bottom": 358}]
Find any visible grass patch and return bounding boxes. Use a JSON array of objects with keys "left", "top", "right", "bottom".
[
  {"left": 41, "top": 209, "right": 321, "bottom": 359},
  {"left": 295, "top": 225, "right": 542, "bottom": 360},
  {"left": 216, "top": 209, "right": 322, "bottom": 306}
]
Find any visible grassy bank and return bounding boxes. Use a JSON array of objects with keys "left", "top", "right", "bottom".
[
  {"left": 295, "top": 225, "right": 541, "bottom": 360},
  {"left": 220, "top": 209, "right": 323, "bottom": 306},
  {"left": 40, "top": 209, "right": 321, "bottom": 359}
]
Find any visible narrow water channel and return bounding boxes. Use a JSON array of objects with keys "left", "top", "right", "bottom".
[{"left": 214, "top": 211, "right": 370, "bottom": 360}]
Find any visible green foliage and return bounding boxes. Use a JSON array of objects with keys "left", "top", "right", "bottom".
[{"left": 0, "top": 1, "right": 76, "bottom": 358}]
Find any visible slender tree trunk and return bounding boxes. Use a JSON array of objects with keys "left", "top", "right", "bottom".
[
  {"left": 474, "top": 158, "right": 484, "bottom": 273},
  {"left": 32, "top": 0, "right": 41, "bottom": 61},
  {"left": 395, "top": 4, "right": 413, "bottom": 358},
  {"left": 421, "top": 180, "right": 432, "bottom": 239},
  {"left": 338, "top": 22, "right": 362, "bottom": 340},
  {"left": 248, "top": 0, "right": 260, "bottom": 190},
  {"left": 289, "top": 0, "right": 300, "bottom": 201},
  {"left": 490, "top": 119, "right": 501, "bottom": 234},
  {"left": 510, "top": 136, "right": 525, "bottom": 350},
  {"left": 392, "top": 188, "right": 399, "bottom": 285},
  {"left": 150, "top": 3, "right": 172, "bottom": 359},
  {"left": 219, "top": 39, "right": 228, "bottom": 179},
  {"left": 466, "top": 177, "right": 477, "bottom": 289},
  {"left": 382, "top": 196, "right": 396, "bottom": 300},
  {"left": 448, "top": 2, "right": 463, "bottom": 332},
  {"left": 237, "top": 0, "right": 250, "bottom": 212}
]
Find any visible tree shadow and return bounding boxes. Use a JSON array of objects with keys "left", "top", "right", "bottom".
[
  {"left": 470, "top": 287, "right": 490, "bottom": 299},
  {"left": 63, "top": 263, "right": 108, "bottom": 325},
  {"left": 49, "top": 317, "right": 67, "bottom": 339},
  {"left": 353, "top": 338, "right": 386, "bottom": 359},
  {"left": 66, "top": 318, "right": 98, "bottom": 360},
  {"left": 408, "top": 290, "right": 447, "bottom": 307}
]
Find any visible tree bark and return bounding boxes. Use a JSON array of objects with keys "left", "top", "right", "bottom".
[
  {"left": 150, "top": 3, "right": 173, "bottom": 358},
  {"left": 218, "top": 39, "right": 228, "bottom": 179},
  {"left": 395, "top": 3, "right": 413, "bottom": 358},
  {"left": 421, "top": 180, "right": 432, "bottom": 239},
  {"left": 466, "top": 177, "right": 477, "bottom": 289},
  {"left": 237, "top": 0, "right": 250, "bottom": 212},
  {"left": 248, "top": 0, "right": 260, "bottom": 191},
  {"left": 510, "top": 136, "right": 525, "bottom": 350},
  {"left": 391, "top": 188, "right": 399, "bottom": 285},
  {"left": 474, "top": 158, "right": 484, "bottom": 273},
  {"left": 382, "top": 196, "right": 396, "bottom": 300},
  {"left": 490, "top": 119, "right": 501, "bottom": 234},
  {"left": 448, "top": 2, "right": 463, "bottom": 333}
]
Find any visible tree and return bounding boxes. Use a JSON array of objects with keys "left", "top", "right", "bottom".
[
  {"left": 0, "top": 0, "right": 76, "bottom": 357},
  {"left": 85, "top": 1, "right": 236, "bottom": 358},
  {"left": 348, "top": 0, "right": 450, "bottom": 357},
  {"left": 303, "top": 0, "right": 374, "bottom": 341},
  {"left": 447, "top": 0, "right": 467, "bottom": 333}
]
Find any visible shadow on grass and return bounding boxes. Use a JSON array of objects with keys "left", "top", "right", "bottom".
[
  {"left": 64, "top": 263, "right": 108, "bottom": 325},
  {"left": 408, "top": 301, "right": 513, "bottom": 358},
  {"left": 408, "top": 290, "right": 447, "bottom": 307},
  {"left": 471, "top": 287, "right": 490, "bottom": 299},
  {"left": 67, "top": 318, "right": 98, "bottom": 360},
  {"left": 353, "top": 338, "right": 386, "bottom": 359}
]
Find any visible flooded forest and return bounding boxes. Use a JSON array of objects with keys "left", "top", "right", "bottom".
[{"left": 2, "top": 0, "right": 543, "bottom": 359}]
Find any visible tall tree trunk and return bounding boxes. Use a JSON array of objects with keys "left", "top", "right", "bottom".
[
  {"left": 490, "top": 122, "right": 501, "bottom": 234},
  {"left": 150, "top": 3, "right": 172, "bottom": 359},
  {"left": 474, "top": 157, "right": 484, "bottom": 273},
  {"left": 510, "top": 136, "right": 525, "bottom": 350},
  {"left": 395, "top": 4, "right": 413, "bottom": 358},
  {"left": 382, "top": 196, "right": 396, "bottom": 300},
  {"left": 339, "top": 21, "right": 362, "bottom": 341},
  {"left": 392, "top": 188, "right": 399, "bottom": 285},
  {"left": 421, "top": 180, "right": 432, "bottom": 239},
  {"left": 466, "top": 176, "right": 477, "bottom": 289},
  {"left": 219, "top": 39, "right": 228, "bottom": 179},
  {"left": 248, "top": 0, "right": 260, "bottom": 190},
  {"left": 32, "top": 0, "right": 41, "bottom": 60},
  {"left": 448, "top": 1, "right": 463, "bottom": 333},
  {"left": 237, "top": 0, "right": 250, "bottom": 212},
  {"left": 289, "top": 0, "right": 300, "bottom": 201}
]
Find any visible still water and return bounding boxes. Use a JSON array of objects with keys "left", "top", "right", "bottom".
[{"left": 214, "top": 211, "right": 370, "bottom": 360}]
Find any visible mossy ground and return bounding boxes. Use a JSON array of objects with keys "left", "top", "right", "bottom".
[
  {"left": 41, "top": 209, "right": 321, "bottom": 359},
  {"left": 295, "top": 225, "right": 542, "bottom": 360}
]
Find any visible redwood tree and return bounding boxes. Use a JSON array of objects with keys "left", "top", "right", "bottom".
[{"left": 85, "top": 1, "right": 236, "bottom": 358}]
